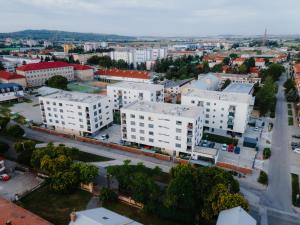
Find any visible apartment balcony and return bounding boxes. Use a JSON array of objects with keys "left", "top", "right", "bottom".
[
  {"left": 187, "top": 123, "right": 193, "bottom": 130},
  {"left": 227, "top": 125, "right": 234, "bottom": 130},
  {"left": 187, "top": 131, "right": 193, "bottom": 137},
  {"left": 122, "top": 120, "right": 127, "bottom": 124},
  {"left": 228, "top": 112, "right": 235, "bottom": 117}
]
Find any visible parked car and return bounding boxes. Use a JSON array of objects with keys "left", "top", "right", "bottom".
[
  {"left": 0, "top": 174, "right": 10, "bottom": 182},
  {"left": 201, "top": 140, "right": 208, "bottom": 147},
  {"left": 234, "top": 146, "right": 241, "bottom": 154},
  {"left": 291, "top": 142, "right": 300, "bottom": 149},
  {"left": 294, "top": 148, "right": 300, "bottom": 154},
  {"left": 254, "top": 127, "right": 259, "bottom": 131},
  {"left": 221, "top": 144, "right": 228, "bottom": 151},
  {"left": 292, "top": 135, "right": 300, "bottom": 139},
  {"left": 99, "top": 134, "right": 109, "bottom": 140},
  {"left": 227, "top": 144, "right": 235, "bottom": 152}
]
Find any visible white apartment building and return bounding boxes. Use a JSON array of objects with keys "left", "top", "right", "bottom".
[
  {"left": 83, "top": 42, "right": 101, "bottom": 52},
  {"left": 39, "top": 90, "right": 113, "bottom": 136},
  {"left": 16, "top": 61, "right": 74, "bottom": 87},
  {"left": 121, "top": 101, "right": 204, "bottom": 156},
  {"left": 181, "top": 85, "right": 254, "bottom": 134},
  {"left": 0, "top": 83, "right": 24, "bottom": 103},
  {"left": 107, "top": 81, "right": 164, "bottom": 110}
]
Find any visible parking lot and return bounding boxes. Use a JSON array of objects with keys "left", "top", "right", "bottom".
[
  {"left": 93, "top": 124, "right": 121, "bottom": 144},
  {"left": 10, "top": 96, "right": 43, "bottom": 124},
  {"left": 0, "top": 161, "right": 44, "bottom": 201}
]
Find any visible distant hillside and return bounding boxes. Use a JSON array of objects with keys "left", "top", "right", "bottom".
[{"left": 0, "top": 29, "right": 136, "bottom": 41}]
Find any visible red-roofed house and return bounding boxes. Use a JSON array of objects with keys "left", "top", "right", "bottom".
[
  {"left": 232, "top": 58, "right": 245, "bottom": 66},
  {"left": 96, "top": 69, "right": 154, "bottom": 83},
  {"left": 0, "top": 71, "right": 27, "bottom": 87},
  {"left": 16, "top": 62, "right": 74, "bottom": 87},
  {"left": 0, "top": 198, "right": 53, "bottom": 225},
  {"left": 255, "top": 58, "right": 265, "bottom": 68},
  {"left": 71, "top": 64, "right": 94, "bottom": 81},
  {"left": 294, "top": 64, "right": 300, "bottom": 77},
  {"left": 249, "top": 67, "right": 260, "bottom": 76}
]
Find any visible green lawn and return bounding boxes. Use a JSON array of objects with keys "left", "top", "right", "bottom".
[
  {"left": 75, "top": 151, "right": 113, "bottom": 162},
  {"left": 288, "top": 103, "right": 292, "bottom": 109},
  {"left": 291, "top": 174, "right": 300, "bottom": 207},
  {"left": 203, "top": 133, "right": 238, "bottom": 145},
  {"left": 288, "top": 117, "right": 294, "bottom": 126},
  {"left": 19, "top": 185, "right": 92, "bottom": 225},
  {"left": 103, "top": 201, "right": 185, "bottom": 225},
  {"left": 288, "top": 109, "right": 293, "bottom": 116}
]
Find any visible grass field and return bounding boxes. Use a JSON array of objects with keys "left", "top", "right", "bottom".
[
  {"left": 19, "top": 185, "right": 92, "bottom": 225},
  {"left": 67, "top": 82, "right": 102, "bottom": 93},
  {"left": 103, "top": 201, "right": 185, "bottom": 225},
  {"left": 75, "top": 151, "right": 113, "bottom": 162}
]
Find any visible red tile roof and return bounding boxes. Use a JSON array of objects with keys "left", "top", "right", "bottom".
[
  {"left": 71, "top": 64, "right": 93, "bottom": 71},
  {"left": 0, "top": 71, "right": 25, "bottom": 80},
  {"left": 17, "top": 61, "right": 72, "bottom": 71},
  {"left": 255, "top": 58, "right": 265, "bottom": 63},
  {"left": 0, "top": 198, "right": 53, "bottom": 225},
  {"left": 233, "top": 58, "right": 245, "bottom": 62},
  {"left": 294, "top": 64, "right": 300, "bottom": 74},
  {"left": 250, "top": 67, "right": 260, "bottom": 74},
  {"left": 96, "top": 69, "right": 150, "bottom": 79}
]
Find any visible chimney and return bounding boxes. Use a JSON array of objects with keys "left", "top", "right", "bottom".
[{"left": 70, "top": 211, "right": 77, "bottom": 222}]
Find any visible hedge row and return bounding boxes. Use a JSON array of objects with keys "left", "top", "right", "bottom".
[{"left": 203, "top": 133, "right": 238, "bottom": 145}]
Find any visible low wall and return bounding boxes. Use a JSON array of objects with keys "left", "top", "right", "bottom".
[
  {"left": 216, "top": 162, "right": 252, "bottom": 174},
  {"left": 31, "top": 126, "right": 172, "bottom": 162}
]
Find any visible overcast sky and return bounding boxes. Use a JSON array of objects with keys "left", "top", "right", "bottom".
[{"left": 1, "top": 0, "right": 299, "bottom": 36}]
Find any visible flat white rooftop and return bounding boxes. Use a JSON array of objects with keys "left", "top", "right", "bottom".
[
  {"left": 122, "top": 101, "right": 202, "bottom": 118},
  {"left": 223, "top": 83, "right": 254, "bottom": 94},
  {"left": 109, "top": 81, "right": 163, "bottom": 91},
  {"left": 182, "top": 88, "right": 253, "bottom": 104},
  {"left": 69, "top": 207, "right": 142, "bottom": 225},
  {"left": 41, "top": 90, "right": 106, "bottom": 103}
]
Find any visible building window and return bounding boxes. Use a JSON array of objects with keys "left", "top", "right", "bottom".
[
  {"left": 176, "top": 121, "right": 182, "bottom": 125},
  {"left": 139, "top": 115, "right": 144, "bottom": 119},
  {"left": 149, "top": 124, "right": 154, "bottom": 128},
  {"left": 131, "top": 128, "right": 136, "bottom": 132},
  {"left": 139, "top": 122, "right": 144, "bottom": 127},
  {"left": 130, "top": 114, "right": 135, "bottom": 118},
  {"left": 78, "top": 112, "right": 82, "bottom": 116},
  {"left": 140, "top": 130, "right": 145, "bottom": 134},
  {"left": 140, "top": 137, "right": 145, "bottom": 141},
  {"left": 149, "top": 131, "right": 154, "bottom": 135},
  {"left": 176, "top": 128, "right": 182, "bottom": 133},
  {"left": 149, "top": 138, "right": 154, "bottom": 142},
  {"left": 176, "top": 143, "right": 181, "bottom": 148},
  {"left": 131, "top": 135, "right": 136, "bottom": 139},
  {"left": 130, "top": 121, "right": 135, "bottom": 125}
]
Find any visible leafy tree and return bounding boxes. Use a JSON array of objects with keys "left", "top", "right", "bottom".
[
  {"left": 0, "top": 141, "right": 9, "bottom": 154},
  {"left": 202, "top": 61, "right": 210, "bottom": 74},
  {"left": 238, "top": 64, "right": 248, "bottom": 74},
  {"left": 243, "top": 57, "right": 255, "bottom": 68},
  {"left": 258, "top": 171, "right": 268, "bottom": 185},
  {"left": 0, "top": 117, "right": 10, "bottom": 131},
  {"left": 211, "top": 63, "right": 223, "bottom": 72},
  {"left": 255, "top": 77, "right": 276, "bottom": 115},
  {"left": 229, "top": 53, "right": 238, "bottom": 59},
  {"left": 6, "top": 124, "right": 24, "bottom": 138},
  {"left": 46, "top": 75, "right": 68, "bottom": 90},
  {"left": 71, "top": 162, "right": 98, "bottom": 184},
  {"left": 49, "top": 170, "right": 79, "bottom": 193},
  {"left": 286, "top": 88, "right": 299, "bottom": 102},
  {"left": 201, "top": 184, "right": 248, "bottom": 220},
  {"left": 100, "top": 187, "right": 118, "bottom": 202},
  {"left": 222, "top": 57, "right": 230, "bottom": 65},
  {"left": 263, "top": 148, "right": 271, "bottom": 159}
]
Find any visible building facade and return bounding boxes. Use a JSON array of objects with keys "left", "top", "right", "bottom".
[
  {"left": 0, "top": 83, "right": 24, "bottom": 102},
  {"left": 107, "top": 81, "right": 164, "bottom": 110},
  {"left": 181, "top": 87, "right": 254, "bottom": 134},
  {"left": 96, "top": 69, "right": 154, "bottom": 83},
  {"left": 0, "top": 71, "right": 27, "bottom": 88},
  {"left": 16, "top": 62, "right": 75, "bottom": 87},
  {"left": 39, "top": 90, "right": 113, "bottom": 136},
  {"left": 120, "top": 101, "right": 204, "bottom": 156}
]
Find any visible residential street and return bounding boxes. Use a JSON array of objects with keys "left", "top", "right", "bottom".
[{"left": 266, "top": 75, "right": 292, "bottom": 212}]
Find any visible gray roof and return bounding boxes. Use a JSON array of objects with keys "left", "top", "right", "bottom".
[
  {"left": 69, "top": 207, "right": 143, "bottom": 225},
  {"left": 223, "top": 83, "right": 254, "bottom": 94},
  {"left": 162, "top": 78, "right": 193, "bottom": 88},
  {"left": 216, "top": 206, "right": 256, "bottom": 225}
]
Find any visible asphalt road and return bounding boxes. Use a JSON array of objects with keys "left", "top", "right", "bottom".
[{"left": 266, "top": 75, "right": 293, "bottom": 212}]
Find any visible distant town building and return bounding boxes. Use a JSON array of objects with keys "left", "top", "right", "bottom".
[
  {"left": 39, "top": 90, "right": 113, "bottom": 136},
  {"left": 0, "top": 71, "right": 27, "bottom": 87},
  {"left": 71, "top": 64, "right": 94, "bottom": 81},
  {"left": 0, "top": 83, "right": 24, "bottom": 102},
  {"left": 96, "top": 69, "right": 156, "bottom": 83},
  {"left": 121, "top": 101, "right": 204, "bottom": 157},
  {"left": 107, "top": 81, "right": 164, "bottom": 110},
  {"left": 63, "top": 43, "right": 76, "bottom": 53},
  {"left": 16, "top": 61, "right": 75, "bottom": 87},
  {"left": 83, "top": 42, "right": 100, "bottom": 52}
]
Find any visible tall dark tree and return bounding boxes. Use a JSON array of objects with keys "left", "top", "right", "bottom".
[{"left": 46, "top": 75, "right": 68, "bottom": 90}]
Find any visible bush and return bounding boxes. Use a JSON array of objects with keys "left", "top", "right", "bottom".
[
  {"left": 0, "top": 117, "right": 10, "bottom": 131},
  {"left": 203, "top": 133, "right": 238, "bottom": 145},
  {"left": 6, "top": 124, "right": 25, "bottom": 138},
  {"left": 263, "top": 148, "right": 271, "bottom": 159},
  {"left": 258, "top": 171, "right": 268, "bottom": 185},
  {"left": 291, "top": 174, "right": 300, "bottom": 207},
  {"left": 0, "top": 141, "right": 9, "bottom": 154},
  {"left": 100, "top": 187, "right": 118, "bottom": 202}
]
